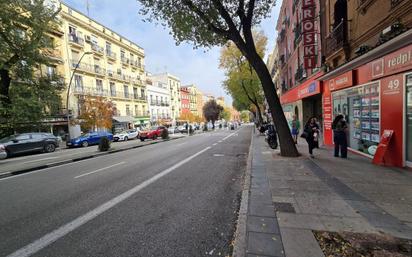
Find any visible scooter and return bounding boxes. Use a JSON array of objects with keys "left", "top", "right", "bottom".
[{"left": 265, "top": 124, "right": 278, "bottom": 149}]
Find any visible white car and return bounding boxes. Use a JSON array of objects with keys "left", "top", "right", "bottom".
[{"left": 113, "top": 129, "right": 139, "bottom": 141}]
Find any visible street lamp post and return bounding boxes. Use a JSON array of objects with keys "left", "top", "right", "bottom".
[{"left": 66, "top": 51, "right": 93, "bottom": 140}]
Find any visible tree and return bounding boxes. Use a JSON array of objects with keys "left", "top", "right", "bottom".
[
  {"left": 202, "top": 99, "right": 223, "bottom": 129},
  {"left": 78, "top": 96, "right": 115, "bottom": 132},
  {"left": 0, "top": 0, "right": 63, "bottom": 137},
  {"left": 138, "top": 0, "right": 298, "bottom": 156},
  {"left": 240, "top": 110, "right": 250, "bottom": 122},
  {"left": 221, "top": 106, "right": 231, "bottom": 121},
  {"left": 219, "top": 31, "right": 266, "bottom": 125}
]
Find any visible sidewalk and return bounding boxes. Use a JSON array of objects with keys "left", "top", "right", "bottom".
[{"left": 241, "top": 132, "right": 412, "bottom": 257}]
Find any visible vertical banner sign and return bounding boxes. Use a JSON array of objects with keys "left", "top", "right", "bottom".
[{"left": 302, "top": 0, "right": 317, "bottom": 69}]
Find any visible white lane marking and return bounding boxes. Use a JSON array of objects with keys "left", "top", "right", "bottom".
[
  {"left": 6, "top": 146, "right": 211, "bottom": 257},
  {"left": 212, "top": 143, "right": 217, "bottom": 146},
  {"left": 218, "top": 140, "right": 222, "bottom": 143},
  {"left": 222, "top": 132, "right": 236, "bottom": 141},
  {"left": 74, "top": 162, "right": 126, "bottom": 179},
  {"left": 20, "top": 157, "right": 60, "bottom": 165},
  {"left": 213, "top": 154, "right": 225, "bottom": 157}
]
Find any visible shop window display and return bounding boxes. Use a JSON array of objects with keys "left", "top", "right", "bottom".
[
  {"left": 406, "top": 75, "right": 412, "bottom": 164},
  {"left": 332, "top": 82, "right": 380, "bottom": 155}
]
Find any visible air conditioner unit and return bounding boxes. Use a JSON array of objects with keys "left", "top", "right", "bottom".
[{"left": 85, "top": 35, "right": 91, "bottom": 42}]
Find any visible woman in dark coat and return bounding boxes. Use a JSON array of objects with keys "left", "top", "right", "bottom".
[
  {"left": 303, "top": 117, "right": 320, "bottom": 158},
  {"left": 332, "top": 114, "right": 348, "bottom": 158}
]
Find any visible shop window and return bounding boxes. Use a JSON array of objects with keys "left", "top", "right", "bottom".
[
  {"left": 406, "top": 74, "right": 412, "bottom": 164},
  {"left": 333, "top": 82, "right": 380, "bottom": 156}
]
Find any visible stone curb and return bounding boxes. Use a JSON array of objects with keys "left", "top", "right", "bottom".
[
  {"left": 232, "top": 127, "right": 254, "bottom": 257},
  {"left": 0, "top": 136, "right": 183, "bottom": 179}
]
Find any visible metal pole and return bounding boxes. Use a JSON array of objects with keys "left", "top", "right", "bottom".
[{"left": 66, "top": 52, "right": 92, "bottom": 140}]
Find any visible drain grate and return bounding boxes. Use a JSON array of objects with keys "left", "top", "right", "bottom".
[{"left": 273, "top": 202, "right": 296, "bottom": 213}]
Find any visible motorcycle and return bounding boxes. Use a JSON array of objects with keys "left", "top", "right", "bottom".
[{"left": 264, "top": 124, "right": 278, "bottom": 149}]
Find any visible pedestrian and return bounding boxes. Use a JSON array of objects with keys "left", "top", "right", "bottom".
[
  {"left": 302, "top": 117, "right": 320, "bottom": 158},
  {"left": 290, "top": 115, "right": 300, "bottom": 144},
  {"left": 332, "top": 114, "right": 348, "bottom": 158}
]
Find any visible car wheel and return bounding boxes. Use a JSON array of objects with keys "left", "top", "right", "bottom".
[
  {"left": 82, "top": 141, "right": 89, "bottom": 147},
  {"left": 140, "top": 138, "right": 145, "bottom": 142},
  {"left": 124, "top": 137, "right": 128, "bottom": 141},
  {"left": 44, "top": 143, "right": 56, "bottom": 153},
  {"left": 153, "top": 135, "right": 157, "bottom": 140}
]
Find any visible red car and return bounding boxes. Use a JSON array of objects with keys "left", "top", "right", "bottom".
[{"left": 139, "top": 126, "right": 166, "bottom": 141}]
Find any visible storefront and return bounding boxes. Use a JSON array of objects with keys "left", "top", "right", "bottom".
[
  {"left": 321, "top": 43, "right": 412, "bottom": 167},
  {"left": 280, "top": 72, "right": 324, "bottom": 131}
]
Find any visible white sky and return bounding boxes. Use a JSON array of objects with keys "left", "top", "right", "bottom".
[{"left": 63, "top": 0, "right": 281, "bottom": 105}]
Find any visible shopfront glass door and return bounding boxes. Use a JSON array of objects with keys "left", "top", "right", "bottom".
[{"left": 406, "top": 75, "right": 412, "bottom": 164}]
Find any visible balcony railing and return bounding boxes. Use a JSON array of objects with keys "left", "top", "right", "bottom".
[
  {"left": 68, "top": 34, "right": 84, "bottom": 47},
  {"left": 121, "top": 56, "right": 130, "bottom": 65},
  {"left": 71, "top": 59, "right": 94, "bottom": 73},
  {"left": 91, "top": 44, "right": 104, "bottom": 55},
  {"left": 106, "top": 50, "right": 116, "bottom": 59},
  {"left": 94, "top": 65, "right": 106, "bottom": 76},
  {"left": 43, "top": 48, "right": 62, "bottom": 61},
  {"left": 73, "top": 86, "right": 108, "bottom": 97},
  {"left": 325, "top": 19, "right": 348, "bottom": 57}
]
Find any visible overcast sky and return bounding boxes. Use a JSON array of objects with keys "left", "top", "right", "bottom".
[{"left": 63, "top": 0, "right": 281, "bottom": 105}]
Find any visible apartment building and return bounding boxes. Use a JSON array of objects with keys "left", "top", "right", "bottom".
[
  {"left": 318, "top": 0, "right": 412, "bottom": 167},
  {"left": 150, "top": 73, "right": 181, "bottom": 121},
  {"left": 180, "top": 87, "right": 190, "bottom": 115},
  {"left": 266, "top": 43, "right": 281, "bottom": 96},
  {"left": 196, "top": 90, "right": 204, "bottom": 118},
  {"left": 146, "top": 75, "right": 171, "bottom": 123},
  {"left": 183, "top": 84, "right": 200, "bottom": 116},
  {"left": 59, "top": 2, "right": 148, "bottom": 136}
]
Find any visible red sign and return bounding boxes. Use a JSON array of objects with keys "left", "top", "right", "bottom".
[
  {"left": 303, "top": 33, "right": 315, "bottom": 44},
  {"left": 301, "top": 0, "right": 317, "bottom": 69},
  {"left": 280, "top": 72, "right": 323, "bottom": 104},
  {"left": 328, "top": 70, "right": 353, "bottom": 91},
  {"left": 372, "top": 130, "right": 394, "bottom": 166},
  {"left": 322, "top": 82, "right": 333, "bottom": 145}
]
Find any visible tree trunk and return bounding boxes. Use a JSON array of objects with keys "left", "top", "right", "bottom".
[
  {"left": 254, "top": 103, "right": 263, "bottom": 125},
  {"left": 243, "top": 48, "right": 299, "bottom": 157},
  {"left": 0, "top": 68, "right": 11, "bottom": 104}
]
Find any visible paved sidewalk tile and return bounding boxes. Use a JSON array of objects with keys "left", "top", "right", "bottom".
[
  {"left": 247, "top": 232, "right": 284, "bottom": 257},
  {"left": 280, "top": 227, "right": 325, "bottom": 257},
  {"left": 248, "top": 216, "right": 280, "bottom": 234}
]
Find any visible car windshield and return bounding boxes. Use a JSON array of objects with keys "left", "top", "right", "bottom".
[
  {"left": 80, "top": 133, "right": 90, "bottom": 138},
  {"left": 0, "top": 135, "right": 15, "bottom": 143}
]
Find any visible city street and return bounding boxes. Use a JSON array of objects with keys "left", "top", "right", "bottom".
[{"left": 0, "top": 126, "right": 251, "bottom": 257}]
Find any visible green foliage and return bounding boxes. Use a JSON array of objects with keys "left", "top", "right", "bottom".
[
  {"left": 0, "top": 0, "right": 63, "bottom": 138},
  {"left": 240, "top": 111, "right": 250, "bottom": 122},
  {"left": 221, "top": 107, "right": 231, "bottom": 121},
  {"left": 161, "top": 128, "right": 169, "bottom": 139},
  {"left": 219, "top": 32, "right": 266, "bottom": 113},
  {"left": 98, "top": 136, "right": 111, "bottom": 152},
  {"left": 202, "top": 99, "right": 223, "bottom": 124}
]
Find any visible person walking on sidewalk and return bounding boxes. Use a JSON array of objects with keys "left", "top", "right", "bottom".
[
  {"left": 303, "top": 117, "right": 320, "bottom": 158},
  {"left": 332, "top": 114, "right": 348, "bottom": 158},
  {"left": 290, "top": 115, "right": 300, "bottom": 144}
]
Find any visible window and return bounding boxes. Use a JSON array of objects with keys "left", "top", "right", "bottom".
[
  {"left": 91, "top": 35, "right": 98, "bottom": 45},
  {"left": 126, "top": 105, "right": 131, "bottom": 116},
  {"left": 135, "top": 105, "right": 139, "bottom": 116},
  {"left": 106, "top": 42, "right": 112, "bottom": 54},
  {"left": 124, "top": 85, "right": 129, "bottom": 98},
  {"left": 141, "top": 89, "right": 145, "bottom": 99},
  {"left": 74, "top": 75, "right": 83, "bottom": 90},
  {"left": 46, "top": 66, "right": 55, "bottom": 77},
  {"left": 96, "top": 79, "right": 103, "bottom": 94},
  {"left": 150, "top": 95, "right": 153, "bottom": 103},
  {"left": 133, "top": 87, "right": 138, "bottom": 99},
  {"left": 110, "top": 82, "right": 116, "bottom": 96},
  {"left": 16, "top": 134, "right": 30, "bottom": 140}
]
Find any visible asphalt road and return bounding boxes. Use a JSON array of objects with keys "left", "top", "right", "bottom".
[{"left": 0, "top": 126, "right": 252, "bottom": 257}]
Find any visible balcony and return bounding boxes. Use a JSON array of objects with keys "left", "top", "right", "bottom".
[
  {"left": 94, "top": 65, "right": 106, "bottom": 76},
  {"left": 71, "top": 59, "right": 94, "bottom": 74},
  {"left": 294, "top": 65, "right": 307, "bottom": 83},
  {"left": 279, "top": 55, "right": 285, "bottom": 67},
  {"left": 279, "top": 29, "right": 286, "bottom": 42},
  {"left": 294, "top": 23, "right": 302, "bottom": 48},
  {"left": 325, "top": 19, "right": 348, "bottom": 57},
  {"left": 73, "top": 86, "right": 108, "bottom": 97},
  {"left": 43, "top": 48, "right": 62, "bottom": 62},
  {"left": 91, "top": 43, "right": 104, "bottom": 56},
  {"left": 68, "top": 34, "right": 84, "bottom": 48},
  {"left": 121, "top": 56, "right": 130, "bottom": 66},
  {"left": 106, "top": 50, "right": 116, "bottom": 60}
]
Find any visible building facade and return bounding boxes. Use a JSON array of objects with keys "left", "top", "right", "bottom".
[
  {"left": 318, "top": 0, "right": 412, "bottom": 167},
  {"left": 275, "top": 0, "right": 323, "bottom": 132},
  {"left": 59, "top": 2, "right": 148, "bottom": 136},
  {"left": 196, "top": 90, "right": 204, "bottom": 118},
  {"left": 266, "top": 43, "right": 281, "bottom": 96},
  {"left": 147, "top": 75, "right": 171, "bottom": 124},
  {"left": 180, "top": 87, "right": 190, "bottom": 115},
  {"left": 184, "top": 84, "right": 199, "bottom": 116},
  {"left": 151, "top": 73, "right": 181, "bottom": 122}
]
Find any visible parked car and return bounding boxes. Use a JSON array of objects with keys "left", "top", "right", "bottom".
[
  {"left": 67, "top": 131, "right": 113, "bottom": 147},
  {"left": 167, "top": 126, "right": 180, "bottom": 134},
  {"left": 113, "top": 129, "right": 139, "bottom": 141},
  {"left": 0, "top": 133, "right": 59, "bottom": 159},
  {"left": 139, "top": 126, "right": 165, "bottom": 141}
]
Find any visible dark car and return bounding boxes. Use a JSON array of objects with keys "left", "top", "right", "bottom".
[
  {"left": 0, "top": 133, "right": 59, "bottom": 159},
  {"left": 67, "top": 131, "right": 113, "bottom": 147}
]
